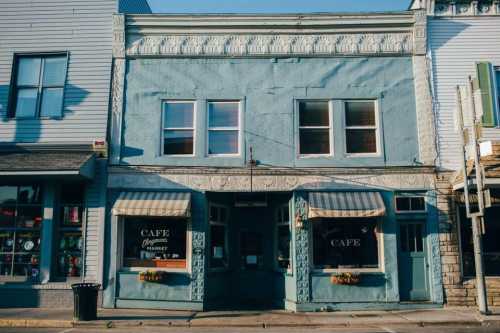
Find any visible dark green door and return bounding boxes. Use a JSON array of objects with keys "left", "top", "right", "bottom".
[{"left": 398, "top": 221, "right": 429, "bottom": 301}]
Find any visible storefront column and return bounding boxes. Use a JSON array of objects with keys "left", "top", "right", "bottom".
[
  {"left": 293, "top": 192, "right": 310, "bottom": 304},
  {"left": 40, "top": 183, "right": 56, "bottom": 284}
]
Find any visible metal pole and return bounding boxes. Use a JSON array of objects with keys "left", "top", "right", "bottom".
[
  {"left": 467, "top": 76, "right": 489, "bottom": 315},
  {"left": 456, "top": 86, "right": 471, "bottom": 217}
]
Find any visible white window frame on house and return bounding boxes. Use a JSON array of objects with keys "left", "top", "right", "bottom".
[
  {"left": 343, "top": 100, "right": 381, "bottom": 157},
  {"left": 310, "top": 218, "right": 385, "bottom": 274},
  {"left": 274, "top": 204, "right": 292, "bottom": 273},
  {"left": 208, "top": 203, "right": 229, "bottom": 271},
  {"left": 295, "top": 99, "right": 334, "bottom": 158},
  {"left": 9, "top": 52, "right": 69, "bottom": 119},
  {"left": 394, "top": 195, "right": 427, "bottom": 214},
  {"left": 206, "top": 100, "right": 242, "bottom": 157},
  {"left": 118, "top": 216, "right": 192, "bottom": 274},
  {"left": 161, "top": 100, "right": 196, "bottom": 157}
]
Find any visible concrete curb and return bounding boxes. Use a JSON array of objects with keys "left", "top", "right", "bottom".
[{"left": 0, "top": 318, "right": 498, "bottom": 329}]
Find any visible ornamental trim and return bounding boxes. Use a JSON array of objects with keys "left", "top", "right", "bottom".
[{"left": 126, "top": 33, "right": 413, "bottom": 57}]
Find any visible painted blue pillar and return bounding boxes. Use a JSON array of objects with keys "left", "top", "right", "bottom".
[
  {"left": 40, "top": 183, "right": 56, "bottom": 284},
  {"left": 293, "top": 192, "right": 310, "bottom": 304}
]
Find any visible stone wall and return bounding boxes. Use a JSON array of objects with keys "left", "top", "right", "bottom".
[{"left": 436, "top": 172, "right": 500, "bottom": 307}]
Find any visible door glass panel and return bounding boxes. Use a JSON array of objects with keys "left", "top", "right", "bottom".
[
  {"left": 408, "top": 224, "right": 416, "bottom": 252},
  {"left": 400, "top": 224, "right": 409, "bottom": 252},
  {"left": 415, "top": 224, "right": 423, "bottom": 252}
]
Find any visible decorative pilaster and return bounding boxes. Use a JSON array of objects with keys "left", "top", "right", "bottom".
[
  {"left": 190, "top": 230, "right": 205, "bottom": 302},
  {"left": 113, "top": 14, "right": 125, "bottom": 58},
  {"left": 109, "top": 59, "right": 125, "bottom": 164},
  {"left": 413, "top": 9, "right": 427, "bottom": 55},
  {"left": 294, "top": 193, "right": 310, "bottom": 303}
]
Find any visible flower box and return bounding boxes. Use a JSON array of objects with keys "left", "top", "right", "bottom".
[{"left": 330, "top": 272, "right": 362, "bottom": 285}]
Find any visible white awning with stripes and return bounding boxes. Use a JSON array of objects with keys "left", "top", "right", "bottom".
[
  {"left": 308, "top": 192, "right": 386, "bottom": 218},
  {"left": 112, "top": 192, "right": 191, "bottom": 217}
]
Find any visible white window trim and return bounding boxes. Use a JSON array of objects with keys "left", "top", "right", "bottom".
[
  {"left": 208, "top": 203, "right": 229, "bottom": 271},
  {"left": 494, "top": 67, "right": 500, "bottom": 128},
  {"left": 310, "top": 218, "right": 385, "bottom": 274},
  {"left": 274, "top": 204, "right": 292, "bottom": 273},
  {"left": 206, "top": 100, "right": 242, "bottom": 157},
  {"left": 119, "top": 216, "right": 192, "bottom": 274},
  {"left": 295, "top": 99, "right": 334, "bottom": 158},
  {"left": 161, "top": 100, "right": 196, "bottom": 157},
  {"left": 343, "top": 100, "right": 381, "bottom": 157},
  {"left": 394, "top": 195, "right": 427, "bottom": 214}
]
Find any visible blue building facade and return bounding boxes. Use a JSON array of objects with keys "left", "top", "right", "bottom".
[{"left": 102, "top": 11, "right": 444, "bottom": 311}]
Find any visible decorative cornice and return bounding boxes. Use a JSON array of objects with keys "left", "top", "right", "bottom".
[
  {"left": 433, "top": 0, "right": 500, "bottom": 16},
  {"left": 126, "top": 32, "right": 413, "bottom": 57}
]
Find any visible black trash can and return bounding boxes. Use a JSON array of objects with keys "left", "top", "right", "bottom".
[{"left": 71, "top": 283, "right": 100, "bottom": 321}]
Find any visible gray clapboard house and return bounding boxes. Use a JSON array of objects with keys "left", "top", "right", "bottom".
[
  {"left": 0, "top": 0, "right": 149, "bottom": 308},
  {"left": 411, "top": 0, "right": 500, "bottom": 308}
]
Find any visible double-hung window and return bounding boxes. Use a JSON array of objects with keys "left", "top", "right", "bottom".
[
  {"left": 298, "top": 101, "right": 332, "bottom": 155},
  {"left": 163, "top": 101, "right": 195, "bottom": 155},
  {"left": 207, "top": 101, "right": 240, "bottom": 155},
  {"left": 395, "top": 196, "right": 426, "bottom": 213},
  {"left": 345, "top": 101, "right": 378, "bottom": 154},
  {"left": 11, "top": 54, "right": 68, "bottom": 118}
]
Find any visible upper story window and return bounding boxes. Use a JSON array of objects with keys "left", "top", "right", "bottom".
[
  {"left": 207, "top": 101, "right": 240, "bottom": 155},
  {"left": 344, "top": 101, "right": 378, "bottom": 155},
  {"left": 395, "top": 196, "right": 426, "bottom": 213},
  {"left": 298, "top": 101, "right": 332, "bottom": 156},
  {"left": 163, "top": 101, "right": 195, "bottom": 155},
  {"left": 11, "top": 54, "right": 68, "bottom": 118}
]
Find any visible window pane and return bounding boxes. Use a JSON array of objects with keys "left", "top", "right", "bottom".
[
  {"left": 345, "top": 101, "right": 375, "bottom": 126},
  {"left": 396, "top": 197, "right": 410, "bottom": 211},
  {"left": 346, "top": 129, "right": 377, "bottom": 153},
  {"left": 208, "top": 102, "right": 239, "bottom": 127},
  {"left": 17, "top": 58, "right": 41, "bottom": 86},
  {"left": 0, "top": 207, "right": 16, "bottom": 228},
  {"left": 299, "top": 128, "right": 330, "bottom": 154},
  {"left": 40, "top": 88, "right": 64, "bottom": 117},
  {"left": 16, "top": 206, "right": 43, "bottom": 229},
  {"left": 210, "top": 224, "right": 226, "bottom": 268},
  {"left": 277, "top": 225, "right": 290, "bottom": 269},
  {"left": 0, "top": 186, "right": 17, "bottom": 205},
  {"left": 208, "top": 130, "right": 238, "bottom": 154},
  {"left": 123, "top": 217, "right": 187, "bottom": 268},
  {"left": 313, "top": 219, "right": 379, "bottom": 269},
  {"left": 0, "top": 231, "right": 14, "bottom": 253},
  {"left": 18, "top": 186, "right": 42, "bottom": 204},
  {"left": 164, "top": 130, "right": 193, "bottom": 155},
  {"left": 299, "top": 101, "right": 329, "bottom": 127},
  {"left": 42, "top": 57, "right": 67, "bottom": 86},
  {"left": 164, "top": 102, "right": 193, "bottom": 128},
  {"left": 411, "top": 197, "right": 426, "bottom": 211},
  {"left": 15, "top": 88, "right": 38, "bottom": 118}
]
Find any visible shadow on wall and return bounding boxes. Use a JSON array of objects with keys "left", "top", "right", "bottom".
[{"left": 0, "top": 84, "right": 90, "bottom": 143}]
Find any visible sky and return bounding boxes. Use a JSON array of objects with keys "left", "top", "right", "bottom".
[{"left": 147, "top": 0, "right": 411, "bottom": 14}]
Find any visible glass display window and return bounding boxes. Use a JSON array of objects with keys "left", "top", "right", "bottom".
[
  {"left": 0, "top": 185, "right": 42, "bottom": 279},
  {"left": 313, "top": 218, "right": 380, "bottom": 270},
  {"left": 275, "top": 204, "right": 291, "bottom": 271},
  {"left": 123, "top": 217, "right": 188, "bottom": 270},
  {"left": 56, "top": 184, "right": 85, "bottom": 278}
]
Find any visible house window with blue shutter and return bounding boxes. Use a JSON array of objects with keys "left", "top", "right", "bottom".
[
  {"left": 10, "top": 54, "right": 68, "bottom": 119},
  {"left": 476, "top": 62, "right": 498, "bottom": 127}
]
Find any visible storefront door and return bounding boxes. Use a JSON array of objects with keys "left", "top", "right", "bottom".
[
  {"left": 398, "top": 221, "right": 429, "bottom": 301},
  {"left": 232, "top": 207, "right": 275, "bottom": 308}
]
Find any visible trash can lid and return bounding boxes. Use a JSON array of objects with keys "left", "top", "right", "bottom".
[{"left": 71, "top": 283, "right": 101, "bottom": 290}]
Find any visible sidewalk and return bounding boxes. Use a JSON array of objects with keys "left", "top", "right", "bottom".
[{"left": 0, "top": 307, "right": 499, "bottom": 329}]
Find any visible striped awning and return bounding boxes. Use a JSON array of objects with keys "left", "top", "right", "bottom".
[
  {"left": 112, "top": 192, "right": 191, "bottom": 217},
  {"left": 308, "top": 192, "right": 386, "bottom": 218}
]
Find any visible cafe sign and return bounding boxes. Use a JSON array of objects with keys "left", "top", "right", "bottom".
[{"left": 330, "top": 238, "right": 361, "bottom": 248}]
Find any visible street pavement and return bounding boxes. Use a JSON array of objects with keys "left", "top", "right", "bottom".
[{"left": 0, "top": 326, "right": 500, "bottom": 333}]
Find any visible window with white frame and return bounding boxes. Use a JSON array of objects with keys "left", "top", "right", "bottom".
[
  {"left": 395, "top": 196, "right": 426, "bottom": 213},
  {"left": 163, "top": 101, "right": 195, "bottom": 155},
  {"left": 209, "top": 204, "right": 229, "bottom": 269},
  {"left": 207, "top": 101, "right": 240, "bottom": 155},
  {"left": 275, "top": 204, "right": 291, "bottom": 270},
  {"left": 11, "top": 54, "right": 68, "bottom": 118},
  {"left": 298, "top": 101, "right": 331, "bottom": 155},
  {"left": 345, "top": 101, "right": 378, "bottom": 154},
  {"left": 313, "top": 218, "right": 380, "bottom": 270}
]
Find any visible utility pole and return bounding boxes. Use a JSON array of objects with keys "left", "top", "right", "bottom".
[{"left": 467, "top": 76, "right": 489, "bottom": 315}]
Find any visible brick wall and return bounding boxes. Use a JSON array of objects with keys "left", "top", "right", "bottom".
[{"left": 436, "top": 172, "right": 500, "bottom": 307}]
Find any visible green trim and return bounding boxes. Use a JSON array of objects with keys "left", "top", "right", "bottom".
[{"left": 476, "top": 62, "right": 496, "bottom": 127}]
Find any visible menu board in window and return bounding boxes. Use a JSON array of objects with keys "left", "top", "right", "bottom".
[{"left": 123, "top": 217, "right": 187, "bottom": 269}]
